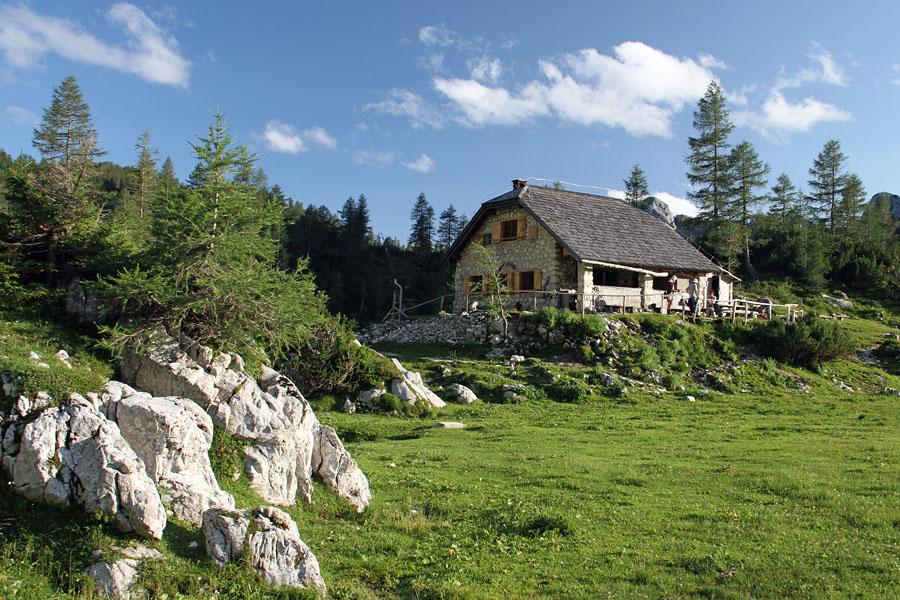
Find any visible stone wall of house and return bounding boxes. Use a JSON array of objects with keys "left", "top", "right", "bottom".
[{"left": 451, "top": 206, "right": 577, "bottom": 312}]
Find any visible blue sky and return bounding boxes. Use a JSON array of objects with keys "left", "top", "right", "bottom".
[{"left": 2, "top": 1, "right": 899, "bottom": 242}]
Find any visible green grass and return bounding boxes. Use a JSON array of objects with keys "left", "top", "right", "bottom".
[{"left": 2, "top": 307, "right": 900, "bottom": 598}]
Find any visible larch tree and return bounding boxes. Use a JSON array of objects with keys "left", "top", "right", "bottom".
[
  {"left": 159, "top": 156, "right": 178, "bottom": 201},
  {"left": 132, "top": 129, "right": 159, "bottom": 219},
  {"left": 729, "top": 140, "right": 769, "bottom": 277},
  {"left": 686, "top": 81, "right": 734, "bottom": 223},
  {"left": 837, "top": 173, "right": 866, "bottom": 235},
  {"left": 769, "top": 173, "right": 800, "bottom": 224},
  {"left": 807, "top": 139, "right": 848, "bottom": 234},
  {"left": 623, "top": 164, "right": 649, "bottom": 207}
]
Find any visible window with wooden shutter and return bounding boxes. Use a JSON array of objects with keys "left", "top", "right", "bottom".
[
  {"left": 492, "top": 221, "right": 502, "bottom": 241},
  {"left": 532, "top": 269, "right": 542, "bottom": 290},
  {"left": 520, "top": 271, "right": 534, "bottom": 291},
  {"left": 516, "top": 218, "right": 526, "bottom": 240}
]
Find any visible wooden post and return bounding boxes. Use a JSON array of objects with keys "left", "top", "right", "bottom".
[{"left": 744, "top": 300, "right": 749, "bottom": 324}]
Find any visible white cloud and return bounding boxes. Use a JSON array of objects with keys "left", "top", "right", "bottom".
[
  {"left": 353, "top": 150, "right": 394, "bottom": 166},
  {"left": 433, "top": 42, "right": 717, "bottom": 136},
  {"left": 0, "top": 3, "right": 190, "bottom": 87},
  {"left": 775, "top": 43, "right": 847, "bottom": 90},
  {"left": 734, "top": 91, "right": 851, "bottom": 139},
  {"left": 5, "top": 105, "right": 38, "bottom": 125},
  {"left": 699, "top": 53, "right": 728, "bottom": 70},
  {"left": 419, "top": 24, "right": 455, "bottom": 47},
  {"left": 365, "top": 88, "right": 445, "bottom": 129},
  {"left": 402, "top": 153, "right": 435, "bottom": 173},
  {"left": 303, "top": 126, "right": 337, "bottom": 149},
  {"left": 433, "top": 77, "right": 548, "bottom": 127},
  {"left": 468, "top": 55, "right": 502, "bottom": 84},
  {"left": 891, "top": 64, "right": 900, "bottom": 85},
  {"left": 260, "top": 121, "right": 305, "bottom": 153}
]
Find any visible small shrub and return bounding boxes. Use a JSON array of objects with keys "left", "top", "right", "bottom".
[
  {"left": 547, "top": 378, "right": 592, "bottom": 404},
  {"left": 522, "top": 513, "right": 574, "bottom": 537},
  {"left": 372, "top": 392, "right": 434, "bottom": 418},
  {"left": 752, "top": 314, "right": 852, "bottom": 368},
  {"left": 577, "top": 344, "right": 595, "bottom": 363},
  {"left": 577, "top": 315, "right": 608, "bottom": 338}
]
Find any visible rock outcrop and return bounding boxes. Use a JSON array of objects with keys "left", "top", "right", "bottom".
[
  {"left": 118, "top": 331, "right": 370, "bottom": 512},
  {"left": 103, "top": 382, "right": 235, "bottom": 525},
  {"left": 447, "top": 383, "right": 477, "bottom": 404},
  {"left": 202, "top": 506, "right": 326, "bottom": 592},
  {"left": 2, "top": 394, "right": 166, "bottom": 539},
  {"left": 390, "top": 358, "right": 445, "bottom": 408},
  {"left": 642, "top": 196, "right": 675, "bottom": 228}
]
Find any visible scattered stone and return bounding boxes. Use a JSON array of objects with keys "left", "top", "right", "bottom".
[
  {"left": 686, "top": 395, "right": 696, "bottom": 402},
  {"left": 447, "top": 383, "right": 477, "bottom": 404},
  {"left": 433, "top": 422, "right": 465, "bottom": 429},
  {"left": 822, "top": 293, "right": 853, "bottom": 309},
  {"left": 884, "top": 387, "right": 900, "bottom": 396},
  {"left": 55, "top": 349, "right": 73, "bottom": 369},
  {"left": 341, "top": 398, "right": 356, "bottom": 414},
  {"left": 28, "top": 351, "right": 49, "bottom": 369},
  {"left": 502, "top": 390, "right": 526, "bottom": 402},
  {"left": 85, "top": 545, "right": 164, "bottom": 599},
  {"left": 390, "top": 358, "right": 445, "bottom": 408},
  {"left": 357, "top": 387, "right": 385, "bottom": 408}
]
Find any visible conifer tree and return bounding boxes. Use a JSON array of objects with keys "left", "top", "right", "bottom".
[
  {"left": 686, "top": 81, "right": 734, "bottom": 222},
  {"left": 769, "top": 173, "right": 799, "bottom": 223},
  {"left": 132, "top": 129, "right": 158, "bottom": 218},
  {"left": 437, "top": 204, "right": 461, "bottom": 249},
  {"left": 837, "top": 173, "right": 866, "bottom": 235},
  {"left": 409, "top": 192, "right": 434, "bottom": 254},
  {"left": 159, "top": 156, "right": 178, "bottom": 200},
  {"left": 728, "top": 141, "right": 769, "bottom": 277},
  {"left": 623, "top": 164, "right": 649, "bottom": 207},
  {"left": 807, "top": 139, "right": 848, "bottom": 234}
]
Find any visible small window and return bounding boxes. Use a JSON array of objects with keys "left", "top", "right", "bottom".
[
  {"left": 481, "top": 232, "right": 492, "bottom": 246},
  {"left": 501, "top": 219, "right": 518, "bottom": 240},
  {"left": 466, "top": 275, "right": 483, "bottom": 294},
  {"left": 521, "top": 271, "right": 535, "bottom": 291}
]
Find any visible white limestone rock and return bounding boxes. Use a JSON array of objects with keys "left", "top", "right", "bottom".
[
  {"left": 250, "top": 506, "right": 326, "bottom": 591},
  {"left": 447, "top": 383, "right": 477, "bottom": 404},
  {"left": 312, "top": 425, "right": 371, "bottom": 513},
  {"left": 243, "top": 432, "right": 313, "bottom": 506},
  {"left": 390, "top": 358, "right": 446, "bottom": 408},
  {"left": 111, "top": 387, "right": 235, "bottom": 525},
  {"left": 85, "top": 545, "right": 163, "bottom": 600},
  {"left": 358, "top": 387, "right": 385, "bottom": 408},
  {"left": 4, "top": 396, "right": 166, "bottom": 539},
  {"left": 202, "top": 506, "right": 325, "bottom": 593}
]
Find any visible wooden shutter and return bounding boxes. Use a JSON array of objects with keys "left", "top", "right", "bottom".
[
  {"left": 529, "top": 226, "right": 538, "bottom": 239},
  {"left": 532, "top": 269, "right": 542, "bottom": 290},
  {"left": 478, "top": 234, "right": 484, "bottom": 246},
  {"left": 464, "top": 276, "right": 471, "bottom": 294},
  {"left": 492, "top": 221, "right": 502, "bottom": 241},
  {"left": 516, "top": 218, "right": 526, "bottom": 240},
  {"left": 510, "top": 272, "right": 520, "bottom": 292}
]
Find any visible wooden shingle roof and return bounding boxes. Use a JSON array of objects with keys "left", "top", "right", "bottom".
[{"left": 446, "top": 184, "right": 721, "bottom": 274}]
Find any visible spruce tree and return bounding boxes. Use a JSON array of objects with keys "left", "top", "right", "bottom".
[
  {"left": 437, "top": 204, "right": 460, "bottom": 249},
  {"left": 623, "top": 164, "right": 649, "bottom": 207},
  {"left": 807, "top": 139, "right": 848, "bottom": 234},
  {"left": 837, "top": 173, "right": 865, "bottom": 235},
  {"left": 409, "top": 192, "right": 434, "bottom": 254},
  {"left": 159, "top": 156, "right": 178, "bottom": 200}
]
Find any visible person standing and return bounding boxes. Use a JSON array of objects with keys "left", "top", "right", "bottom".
[
  {"left": 687, "top": 278, "right": 700, "bottom": 316},
  {"left": 665, "top": 275, "right": 678, "bottom": 313}
]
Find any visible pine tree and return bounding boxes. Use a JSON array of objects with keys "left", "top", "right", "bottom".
[
  {"left": 437, "top": 204, "right": 460, "bottom": 249},
  {"left": 409, "top": 192, "right": 434, "bottom": 254},
  {"left": 623, "top": 164, "right": 649, "bottom": 206},
  {"left": 807, "top": 139, "right": 848, "bottom": 234},
  {"left": 133, "top": 129, "right": 159, "bottom": 218},
  {"left": 686, "top": 81, "right": 734, "bottom": 222}
]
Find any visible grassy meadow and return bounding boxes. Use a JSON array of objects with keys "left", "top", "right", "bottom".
[{"left": 1, "top": 313, "right": 899, "bottom": 599}]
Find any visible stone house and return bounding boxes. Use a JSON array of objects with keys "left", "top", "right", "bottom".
[{"left": 444, "top": 180, "right": 737, "bottom": 313}]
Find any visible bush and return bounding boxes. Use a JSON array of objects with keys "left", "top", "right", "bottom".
[
  {"left": 547, "top": 378, "right": 592, "bottom": 404},
  {"left": 372, "top": 392, "right": 433, "bottom": 418},
  {"left": 752, "top": 314, "right": 852, "bottom": 368}
]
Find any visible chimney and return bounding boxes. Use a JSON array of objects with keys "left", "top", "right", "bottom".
[{"left": 512, "top": 179, "right": 527, "bottom": 190}]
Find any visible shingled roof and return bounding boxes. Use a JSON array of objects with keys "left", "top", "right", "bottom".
[{"left": 446, "top": 184, "right": 721, "bottom": 274}]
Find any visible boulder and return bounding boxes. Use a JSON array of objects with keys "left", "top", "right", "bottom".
[
  {"left": 85, "top": 545, "right": 163, "bottom": 599},
  {"left": 312, "top": 426, "right": 371, "bottom": 513},
  {"left": 433, "top": 422, "right": 465, "bottom": 429},
  {"left": 243, "top": 432, "right": 313, "bottom": 505},
  {"left": 358, "top": 387, "right": 385, "bottom": 408},
  {"left": 202, "top": 506, "right": 325, "bottom": 593},
  {"left": 390, "top": 358, "right": 445, "bottom": 408},
  {"left": 108, "top": 384, "right": 234, "bottom": 525},
  {"left": 822, "top": 293, "right": 854, "bottom": 309},
  {"left": 3, "top": 395, "right": 166, "bottom": 539},
  {"left": 447, "top": 383, "right": 477, "bottom": 404}
]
